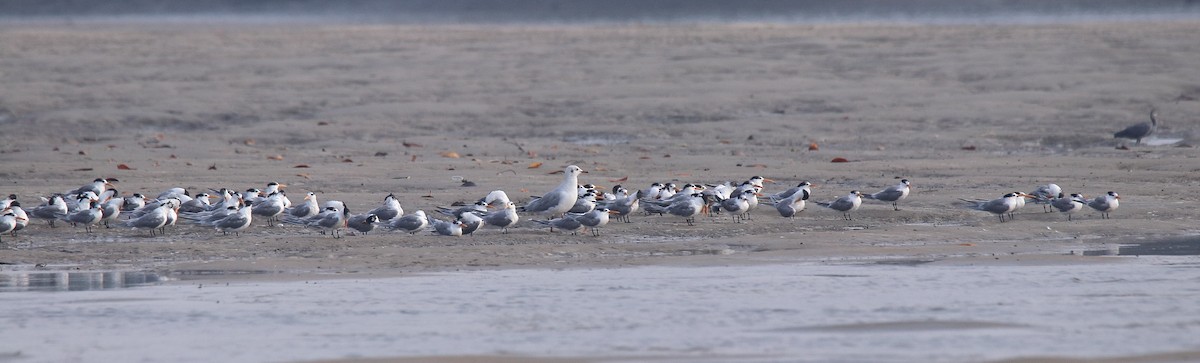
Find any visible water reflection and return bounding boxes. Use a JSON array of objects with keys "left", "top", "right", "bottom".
[
  {"left": 1084, "top": 237, "right": 1200, "bottom": 256},
  {"left": 0, "top": 271, "right": 164, "bottom": 292}
]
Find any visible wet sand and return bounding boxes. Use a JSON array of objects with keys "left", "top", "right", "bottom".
[{"left": 0, "top": 20, "right": 1199, "bottom": 361}]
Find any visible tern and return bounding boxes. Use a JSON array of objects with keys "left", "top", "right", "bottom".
[
  {"left": 479, "top": 201, "right": 520, "bottom": 234},
  {"left": 367, "top": 194, "right": 403, "bottom": 221},
  {"left": 1050, "top": 193, "right": 1087, "bottom": 221},
  {"left": 387, "top": 210, "right": 428, "bottom": 235},
  {"left": 1088, "top": 191, "right": 1120, "bottom": 219},
  {"left": 817, "top": 191, "right": 864, "bottom": 220},
  {"left": 863, "top": 179, "right": 911, "bottom": 211}
]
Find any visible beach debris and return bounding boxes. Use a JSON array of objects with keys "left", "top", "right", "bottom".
[
  {"left": 342, "top": 158, "right": 354, "bottom": 163},
  {"left": 831, "top": 157, "right": 850, "bottom": 163},
  {"left": 403, "top": 141, "right": 423, "bottom": 148},
  {"left": 528, "top": 162, "right": 543, "bottom": 169},
  {"left": 440, "top": 151, "right": 461, "bottom": 159},
  {"left": 1116, "top": 145, "right": 1130, "bottom": 150},
  {"left": 961, "top": 145, "right": 977, "bottom": 151},
  {"left": 374, "top": 152, "right": 388, "bottom": 157},
  {"left": 117, "top": 164, "right": 135, "bottom": 170},
  {"left": 294, "top": 164, "right": 310, "bottom": 168},
  {"left": 809, "top": 142, "right": 819, "bottom": 151},
  {"left": 267, "top": 155, "right": 284, "bottom": 160},
  {"left": 609, "top": 176, "right": 629, "bottom": 183},
  {"left": 73, "top": 168, "right": 93, "bottom": 172},
  {"left": 208, "top": 164, "right": 217, "bottom": 170},
  {"left": 243, "top": 139, "right": 255, "bottom": 146},
  {"left": 317, "top": 121, "right": 330, "bottom": 126}
]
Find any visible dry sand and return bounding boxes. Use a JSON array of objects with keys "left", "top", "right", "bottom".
[{"left": 0, "top": 21, "right": 1198, "bottom": 278}]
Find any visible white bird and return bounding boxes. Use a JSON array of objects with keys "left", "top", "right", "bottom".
[
  {"left": 567, "top": 191, "right": 598, "bottom": 214},
  {"left": 437, "top": 201, "right": 488, "bottom": 219},
  {"left": 308, "top": 206, "right": 349, "bottom": 238},
  {"left": 367, "top": 194, "right": 403, "bottom": 221},
  {"left": 178, "top": 193, "right": 214, "bottom": 213},
  {"left": 863, "top": 179, "right": 911, "bottom": 211},
  {"left": 62, "top": 200, "right": 103, "bottom": 233},
  {"left": 263, "top": 182, "right": 290, "bottom": 208},
  {"left": 30, "top": 195, "right": 68, "bottom": 227},
  {"left": 0, "top": 210, "right": 24, "bottom": 243},
  {"left": 7, "top": 202, "right": 28, "bottom": 234},
  {"left": 767, "top": 181, "right": 813, "bottom": 204},
  {"left": 719, "top": 189, "right": 754, "bottom": 223},
  {"left": 570, "top": 207, "right": 613, "bottom": 236},
  {"left": 1050, "top": 193, "right": 1087, "bottom": 221},
  {"left": 123, "top": 202, "right": 171, "bottom": 236},
  {"left": 1088, "top": 191, "right": 1120, "bottom": 219},
  {"left": 962, "top": 192, "right": 1024, "bottom": 222},
  {"left": 121, "top": 193, "right": 148, "bottom": 212},
  {"left": 214, "top": 205, "right": 253, "bottom": 236},
  {"left": 1029, "top": 183, "right": 1062, "bottom": 213},
  {"left": 68, "top": 178, "right": 114, "bottom": 197},
  {"left": 532, "top": 215, "right": 584, "bottom": 234},
  {"left": 458, "top": 212, "right": 484, "bottom": 236},
  {"left": 479, "top": 201, "right": 520, "bottom": 234},
  {"left": 817, "top": 191, "right": 863, "bottom": 220},
  {"left": 286, "top": 192, "right": 320, "bottom": 219},
  {"left": 768, "top": 188, "right": 809, "bottom": 219},
  {"left": 99, "top": 197, "right": 123, "bottom": 228},
  {"left": 428, "top": 216, "right": 465, "bottom": 236},
  {"left": 346, "top": 214, "right": 381, "bottom": 235},
  {"left": 481, "top": 190, "right": 512, "bottom": 207},
  {"left": 156, "top": 187, "right": 193, "bottom": 203},
  {"left": 0, "top": 194, "right": 17, "bottom": 210},
  {"left": 387, "top": 210, "right": 428, "bottom": 235},
  {"left": 251, "top": 192, "right": 287, "bottom": 226},
  {"left": 665, "top": 193, "right": 707, "bottom": 226},
  {"left": 520, "top": 165, "right": 586, "bottom": 218},
  {"left": 603, "top": 186, "right": 641, "bottom": 223}
]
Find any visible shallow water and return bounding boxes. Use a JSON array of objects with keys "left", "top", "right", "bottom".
[{"left": 3, "top": 258, "right": 1200, "bottom": 362}]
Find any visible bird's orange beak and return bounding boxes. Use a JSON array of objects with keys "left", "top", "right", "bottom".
[{"left": 763, "top": 178, "right": 776, "bottom": 183}]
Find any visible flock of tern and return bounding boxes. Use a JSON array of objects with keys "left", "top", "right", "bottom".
[{"left": 0, "top": 164, "right": 1124, "bottom": 242}]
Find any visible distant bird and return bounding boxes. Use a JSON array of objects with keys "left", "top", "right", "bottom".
[
  {"left": 1050, "top": 193, "right": 1087, "bottom": 221},
  {"left": 367, "top": 194, "right": 403, "bottom": 221},
  {"left": 817, "top": 191, "right": 864, "bottom": 220},
  {"left": 30, "top": 195, "right": 68, "bottom": 227},
  {"left": 963, "top": 192, "right": 1024, "bottom": 222},
  {"left": 863, "top": 179, "right": 911, "bottom": 211},
  {"left": 1114, "top": 110, "right": 1158, "bottom": 145},
  {"left": 387, "top": 210, "right": 428, "bottom": 235},
  {"left": 346, "top": 213, "right": 381, "bottom": 235},
  {"left": 1088, "top": 191, "right": 1120, "bottom": 219},
  {"left": 570, "top": 207, "right": 612, "bottom": 236},
  {"left": 1029, "top": 183, "right": 1062, "bottom": 213},
  {"left": 521, "top": 165, "right": 586, "bottom": 217},
  {"left": 479, "top": 201, "right": 520, "bottom": 234},
  {"left": 532, "top": 215, "right": 584, "bottom": 235},
  {"left": 0, "top": 210, "right": 26, "bottom": 243}
]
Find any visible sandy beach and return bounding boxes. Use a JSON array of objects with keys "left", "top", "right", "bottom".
[{"left": 1, "top": 20, "right": 1200, "bottom": 362}]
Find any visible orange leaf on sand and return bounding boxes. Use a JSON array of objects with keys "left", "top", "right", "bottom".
[
  {"left": 267, "top": 155, "right": 284, "bottom": 160},
  {"left": 831, "top": 157, "right": 849, "bottom": 163},
  {"left": 440, "top": 151, "right": 461, "bottom": 159},
  {"left": 244, "top": 139, "right": 256, "bottom": 146},
  {"left": 808, "top": 142, "right": 819, "bottom": 151},
  {"left": 609, "top": 176, "right": 629, "bottom": 182},
  {"left": 528, "top": 162, "right": 543, "bottom": 169},
  {"left": 117, "top": 164, "right": 135, "bottom": 170}
]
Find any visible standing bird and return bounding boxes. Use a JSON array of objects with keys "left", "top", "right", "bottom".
[
  {"left": 121, "top": 193, "right": 148, "bottom": 212},
  {"left": 1088, "top": 191, "right": 1120, "bottom": 219},
  {"left": 666, "top": 193, "right": 707, "bottom": 226},
  {"left": 62, "top": 200, "right": 104, "bottom": 233},
  {"left": 30, "top": 195, "right": 69, "bottom": 227},
  {"left": 604, "top": 187, "right": 641, "bottom": 223},
  {"left": 251, "top": 192, "right": 287, "bottom": 226},
  {"left": 479, "top": 201, "right": 520, "bottom": 234},
  {"left": 1029, "top": 183, "right": 1063, "bottom": 213},
  {"left": 98, "top": 197, "right": 123, "bottom": 228},
  {"left": 770, "top": 189, "right": 809, "bottom": 219},
  {"left": 68, "top": 178, "right": 115, "bottom": 197},
  {"left": 767, "top": 181, "right": 813, "bottom": 204},
  {"left": 214, "top": 205, "right": 253, "bottom": 236},
  {"left": 719, "top": 189, "right": 754, "bottom": 223},
  {"left": 963, "top": 193, "right": 1023, "bottom": 222},
  {"left": 571, "top": 207, "right": 613, "bottom": 236},
  {"left": 1114, "top": 110, "right": 1158, "bottom": 145},
  {"left": 817, "top": 191, "right": 864, "bottom": 220},
  {"left": 863, "top": 179, "right": 911, "bottom": 211},
  {"left": 308, "top": 206, "right": 349, "bottom": 238},
  {"left": 458, "top": 212, "right": 484, "bottom": 236},
  {"left": 123, "top": 203, "right": 171, "bottom": 236},
  {"left": 387, "top": 210, "right": 428, "bottom": 235},
  {"left": 1050, "top": 193, "right": 1087, "bottom": 221},
  {"left": 367, "top": 194, "right": 403, "bottom": 221},
  {"left": 520, "top": 165, "right": 586, "bottom": 218},
  {"left": 178, "top": 193, "right": 213, "bottom": 213}
]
